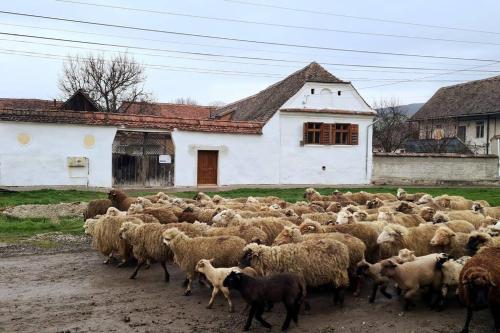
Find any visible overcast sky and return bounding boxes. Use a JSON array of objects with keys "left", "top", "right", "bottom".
[{"left": 1, "top": 0, "right": 500, "bottom": 106}]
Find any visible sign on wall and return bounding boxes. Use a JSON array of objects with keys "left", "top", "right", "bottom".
[{"left": 159, "top": 155, "right": 171, "bottom": 164}]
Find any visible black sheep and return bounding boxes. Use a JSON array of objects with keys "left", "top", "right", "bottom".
[{"left": 223, "top": 271, "right": 305, "bottom": 331}]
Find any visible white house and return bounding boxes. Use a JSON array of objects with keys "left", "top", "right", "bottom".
[{"left": 0, "top": 62, "right": 376, "bottom": 188}]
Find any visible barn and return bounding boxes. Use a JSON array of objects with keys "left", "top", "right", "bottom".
[{"left": 0, "top": 62, "right": 376, "bottom": 188}]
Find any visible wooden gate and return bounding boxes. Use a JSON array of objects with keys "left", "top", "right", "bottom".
[
  {"left": 112, "top": 131, "right": 174, "bottom": 187},
  {"left": 197, "top": 150, "right": 218, "bottom": 186}
]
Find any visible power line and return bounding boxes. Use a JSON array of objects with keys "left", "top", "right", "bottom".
[
  {"left": 55, "top": 0, "right": 500, "bottom": 47},
  {"left": 0, "top": 10, "right": 499, "bottom": 63},
  {"left": 222, "top": 0, "right": 500, "bottom": 36},
  {"left": 5, "top": 32, "right": 500, "bottom": 76},
  {"left": 0, "top": 48, "right": 491, "bottom": 85}
]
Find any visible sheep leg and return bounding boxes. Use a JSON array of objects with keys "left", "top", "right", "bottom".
[
  {"left": 403, "top": 288, "right": 418, "bottom": 311},
  {"left": 460, "top": 306, "right": 473, "bottom": 333},
  {"left": 491, "top": 306, "right": 500, "bottom": 331},
  {"left": 243, "top": 305, "right": 257, "bottom": 331},
  {"left": 333, "top": 287, "right": 345, "bottom": 307},
  {"left": 282, "top": 304, "right": 294, "bottom": 331},
  {"left": 206, "top": 287, "right": 219, "bottom": 309},
  {"left": 184, "top": 273, "right": 193, "bottom": 296},
  {"left": 354, "top": 277, "right": 363, "bottom": 297},
  {"left": 254, "top": 305, "right": 272, "bottom": 329},
  {"left": 379, "top": 285, "right": 392, "bottom": 299},
  {"left": 221, "top": 287, "right": 234, "bottom": 313},
  {"left": 103, "top": 252, "right": 114, "bottom": 264},
  {"left": 129, "top": 260, "right": 145, "bottom": 279},
  {"left": 145, "top": 259, "right": 151, "bottom": 269},
  {"left": 369, "top": 284, "right": 379, "bottom": 303},
  {"left": 160, "top": 261, "right": 169, "bottom": 282}
]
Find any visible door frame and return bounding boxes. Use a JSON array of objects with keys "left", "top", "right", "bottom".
[{"left": 196, "top": 150, "right": 219, "bottom": 186}]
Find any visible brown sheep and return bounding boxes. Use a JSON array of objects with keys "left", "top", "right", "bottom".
[
  {"left": 108, "top": 189, "right": 136, "bottom": 211},
  {"left": 472, "top": 202, "right": 500, "bottom": 219},
  {"left": 396, "top": 188, "right": 426, "bottom": 202},
  {"left": 433, "top": 211, "right": 489, "bottom": 229},
  {"left": 458, "top": 246, "right": 500, "bottom": 333},
  {"left": 466, "top": 232, "right": 500, "bottom": 255},
  {"left": 84, "top": 199, "right": 112, "bottom": 219},
  {"left": 429, "top": 226, "right": 470, "bottom": 258},
  {"left": 434, "top": 220, "right": 475, "bottom": 234},
  {"left": 377, "top": 223, "right": 438, "bottom": 257},
  {"left": 141, "top": 206, "right": 179, "bottom": 224},
  {"left": 299, "top": 219, "right": 380, "bottom": 262}
]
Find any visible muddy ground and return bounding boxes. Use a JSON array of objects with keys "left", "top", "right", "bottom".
[{"left": 0, "top": 243, "right": 496, "bottom": 333}]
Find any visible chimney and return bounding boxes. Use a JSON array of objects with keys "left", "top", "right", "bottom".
[{"left": 53, "top": 99, "right": 57, "bottom": 108}]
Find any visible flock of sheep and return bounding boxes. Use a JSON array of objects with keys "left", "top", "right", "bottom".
[{"left": 82, "top": 188, "right": 500, "bottom": 332}]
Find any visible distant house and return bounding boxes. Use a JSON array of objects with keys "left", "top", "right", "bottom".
[
  {"left": 0, "top": 62, "right": 376, "bottom": 188},
  {"left": 412, "top": 76, "right": 500, "bottom": 155}
]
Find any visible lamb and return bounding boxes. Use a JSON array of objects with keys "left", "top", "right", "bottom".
[
  {"left": 223, "top": 271, "right": 306, "bottom": 332},
  {"left": 366, "top": 198, "right": 384, "bottom": 209},
  {"left": 177, "top": 205, "right": 219, "bottom": 224},
  {"left": 301, "top": 212, "right": 337, "bottom": 225},
  {"left": 299, "top": 219, "right": 380, "bottom": 262},
  {"left": 378, "top": 207, "right": 425, "bottom": 228},
  {"left": 162, "top": 228, "right": 247, "bottom": 295},
  {"left": 273, "top": 226, "right": 366, "bottom": 276},
  {"left": 105, "top": 206, "right": 126, "bottom": 217},
  {"left": 396, "top": 188, "right": 426, "bottom": 202},
  {"left": 380, "top": 253, "right": 446, "bottom": 310},
  {"left": 458, "top": 246, "right": 500, "bottom": 333},
  {"left": 193, "top": 192, "right": 212, "bottom": 202},
  {"left": 83, "top": 199, "right": 112, "bottom": 220},
  {"left": 194, "top": 259, "right": 257, "bottom": 312},
  {"left": 377, "top": 223, "right": 438, "bottom": 257},
  {"left": 240, "top": 240, "right": 350, "bottom": 305},
  {"left": 119, "top": 222, "right": 171, "bottom": 281},
  {"left": 433, "top": 211, "right": 487, "bottom": 229},
  {"left": 472, "top": 202, "right": 500, "bottom": 219},
  {"left": 429, "top": 226, "right": 470, "bottom": 258},
  {"left": 418, "top": 206, "right": 437, "bottom": 222},
  {"left": 435, "top": 255, "right": 471, "bottom": 310},
  {"left": 466, "top": 231, "right": 500, "bottom": 255},
  {"left": 91, "top": 215, "right": 144, "bottom": 265},
  {"left": 134, "top": 197, "right": 153, "bottom": 208},
  {"left": 83, "top": 217, "right": 100, "bottom": 236},
  {"left": 108, "top": 189, "right": 136, "bottom": 211},
  {"left": 434, "top": 194, "right": 473, "bottom": 210}
]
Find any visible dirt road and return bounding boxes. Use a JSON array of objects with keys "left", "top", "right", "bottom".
[{"left": 0, "top": 246, "right": 495, "bottom": 333}]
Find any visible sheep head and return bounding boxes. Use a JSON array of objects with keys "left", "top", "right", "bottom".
[
  {"left": 239, "top": 243, "right": 265, "bottom": 272},
  {"left": 353, "top": 210, "right": 368, "bottom": 222},
  {"left": 269, "top": 203, "right": 281, "bottom": 210},
  {"left": 135, "top": 197, "right": 153, "bottom": 208},
  {"left": 106, "top": 207, "right": 123, "bottom": 216},
  {"left": 119, "top": 222, "right": 138, "bottom": 241},
  {"left": 212, "top": 209, "right": 239, "bottom": 225},
  {"left": 108, "top": 189, "right": 127, "bottom": 203},
  {"left": 377, "top": 208, "right": 393, "bottom": 222},
  {"left": 380, "top": 259, "right": 399, "bottom": 277},
  {"left": 433, "top": 212, "right": 449, "bottom": 224},
  {"left": 127, "top": 203, "right": 144, "bottom": 215},
  {"left": 193, "top": 192, "right": 210, "bottom": 201},
  {"left": 162, "top": 227, "right": 183, "bottom": 246},
  {"left": 304, "top": 188, "right": 321, "bottom": 201},
  {"left": 416, "top": 194, "right": 433, "bottom": 205},
  {"left": 273, "top": 226, "right": 300, "bottom": 246},
  {"left": 83, "top": 218, "right": 98, "bottom": 235},
  {"left": 366, "top": 198, "right": 383, "bottom": 209},
  {"left": 195, "top": 258, "right": 214, "bottom": 273},
  {"left": 223, "top": 271, "right": 243, "bottom": 289},
  {"left": 299, "top": 219, "right": 322, "bottom": 234},
  {"left": 377, "top": 225, "right": 407, "bottom": 244},
  {"left": 397, "top": 248, "right": 416, "bottom": 262},
  {"left": 355, "top": 259, "right": 370, "bottom": 277},
  {"left": 419, "top": 207, "right": 436, "bottom": 222},
  {"left": 471, "top": 202, "right": 483, "bottom": 214},
  {"left": 336, "top": 211, "right": 354, "bottom": 225},
  {"left": 212, "top": 195, "right": 224, "bottom": 204},
  {"left": 430, "top": 226, "right": 455, "bottom": 247},
  {"left": 396, "top": 188, "right": 406, "bottom": 200},
  {"left": 396, "top": 202, "right": 415, "bottom": 214},
  {"left": 326, "top": 202, "right": 342, "bottom": 213}
]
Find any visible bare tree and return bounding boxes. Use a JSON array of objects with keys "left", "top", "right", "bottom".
[
  {"left": 58, "top": 53, "right": 152, "bottom": 112},
  {"left": 171, "top": 97, "right": 198, "bottom": 105},
  {"left": 208, "top": 100, "right": 227, "bottom": 107},
  {"left": 373, "top": 98, "right": 418, "bottom": 153}
]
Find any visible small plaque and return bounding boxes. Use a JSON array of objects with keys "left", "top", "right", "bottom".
[{"left": 159, "top": 155, "right": 171, "bottom": 164}]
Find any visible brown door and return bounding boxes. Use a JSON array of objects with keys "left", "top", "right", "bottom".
[{"left": 197, "top": 150, "right": 218, "bottom": 185}]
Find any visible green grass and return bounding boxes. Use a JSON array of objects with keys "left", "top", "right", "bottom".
[
  {"left": 0, "top": 215, "right": 84, "bottom": 243},
  {"left": 0, "top": 189, "right": 105, "bottom": 208}
]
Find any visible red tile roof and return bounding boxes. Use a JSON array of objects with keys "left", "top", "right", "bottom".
[
  {"left": 120, "top": 102, "right": 214, "bottom": 119},
  {"left": 0, "top": 98, "right": 62, "bottom": 110},
  {"left": 0, "top": 109, "right": 263, "bottom": 134}
]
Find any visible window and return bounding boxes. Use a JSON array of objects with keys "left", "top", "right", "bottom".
[
  {"left": 303, "top": 122, "right": 358, "bottom": 145},
  {"left": 304, "top": 122, "right": 321, "bottom": 144},
  {"left": 310, "top": 88, "right": 315, "bottom": 95},
  {"left": 457, "top": 126, "right": 466, "bottom": 141},
  {"left": 476, "top": 121, "right": 484, "bottom": 138}
]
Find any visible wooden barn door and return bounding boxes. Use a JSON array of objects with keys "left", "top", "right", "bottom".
[{"left": 197, "top": 150, "right": 218, "bottom": 186}]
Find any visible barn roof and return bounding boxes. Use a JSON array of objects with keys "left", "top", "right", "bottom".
[
  {"left": 120, "top": 102, "right": 213, "bottom": 119},
  {"left": 0, "top": 109, "right": 263, "bottom": 134},
  {"left": 212, "top": 62, "right": 348, "bottom": 121},
  {"left": 412, "top": 75, "right": 500, "bottom": 120}
]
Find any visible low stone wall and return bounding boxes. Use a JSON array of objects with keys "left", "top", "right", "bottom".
[{"left": 372, "top": 153, "right": 499, "bottom": 185}]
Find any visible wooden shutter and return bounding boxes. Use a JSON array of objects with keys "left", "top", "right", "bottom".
[
  {"left": 303, "top": 123, "right": 309, "bottom": 144},
  {"left": 349, "top": 124, "right": 359, "bottom": 145},
  {"left": 320, "top": 123, "right": 331, "bottom": 144}
]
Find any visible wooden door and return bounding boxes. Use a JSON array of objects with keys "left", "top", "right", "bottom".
[{"left": 197, "top": 150, "right": 218, "bottom": 185}]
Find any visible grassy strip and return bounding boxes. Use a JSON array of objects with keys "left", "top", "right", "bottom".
[
  {"left": 2, "top": 187, "right": 500, "bottom": 208},
  {"left": 0, "top": 215, "right": 84, "bottom": 243}
]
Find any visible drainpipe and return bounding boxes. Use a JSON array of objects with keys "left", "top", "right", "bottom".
[
  {"left": 486, "top": 115, "right": 490, "bottom": 154},
  {"left": 365, "top": 118, "right": 381, "bottom": 183},
  {"left": 497, "top": 137, "right": 500, "bottom": 177}
]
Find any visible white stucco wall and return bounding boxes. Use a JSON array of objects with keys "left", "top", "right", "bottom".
[
  {"left": 0, "top": 122, "right": 117, "bottom": 187},
  {"left": 278, "top": 111, "right": 374, "bottom": 185},
  {"left": 172, "top": 114, "right": 281, "bottom": 187},
  {"left": 281, "top": 82, "right": 372, "bottom": 112}
]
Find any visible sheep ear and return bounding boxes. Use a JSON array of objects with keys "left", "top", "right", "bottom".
[
  {"left": 308, "top": 226, "right": 315, "bottom": 230},
  {"left": 209, "top": 258, "right": 215, "bottom": 263},
  {"left": 409, "top": 251, "right": 415, "bottom": 255},
  {"left": 489, "top": 273, "right": 497, "bottom": 287}
]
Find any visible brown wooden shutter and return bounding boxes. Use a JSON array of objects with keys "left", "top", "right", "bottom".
[
  {"left": 349, "top": 124, "right": 359, "bottom": 145},
  {"left": 303, "top": 123, "right": 309, "bottom": 143},
  {"left": 320, "top": 123, "right": 331, "bottom": 144}
]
